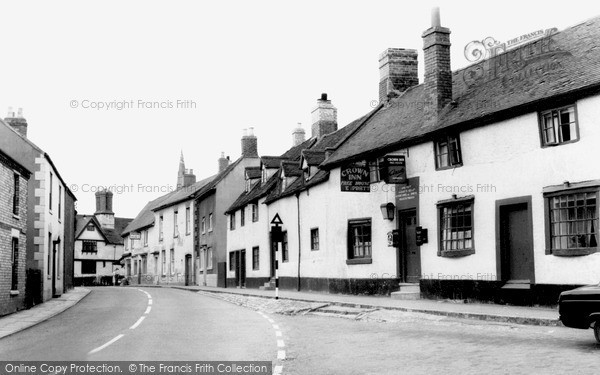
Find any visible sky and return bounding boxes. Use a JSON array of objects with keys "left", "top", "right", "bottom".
[{"left": 1, "top": 0, "right": 599, "bottom": 218}]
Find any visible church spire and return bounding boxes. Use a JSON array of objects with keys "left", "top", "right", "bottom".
[{"left": 177, "top": 151, "right": 186, "bottom": 189}]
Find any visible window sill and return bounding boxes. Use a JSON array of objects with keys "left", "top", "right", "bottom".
[
  {"left": 10, "top": 290, "right": 19, "bottom": 296},
  {"left": 346, "top": 258, "right": 372, "bottom": 265},
  {"left": 439, "top": 249, "right": 475, "bottom": 258},
  {"left": 435, "top": 163, "right": 463, "bottom": 171},
  {"left": 546, "top": 248, "right": 598, "bottom": 256},
  {"left": 13, "top": 214, "right": 20, "bottom": 220}
]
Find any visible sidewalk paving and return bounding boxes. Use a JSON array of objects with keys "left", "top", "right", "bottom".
[
  {"left": 158, "top": 284, "right": 561, "bottom": 326},
  {"left": 0, "top": 287, "right": 91, "bottom": 339}
]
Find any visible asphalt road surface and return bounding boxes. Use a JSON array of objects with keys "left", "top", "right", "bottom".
[{"left": 1, "top": 287, "right": 599, "bottom": 374}]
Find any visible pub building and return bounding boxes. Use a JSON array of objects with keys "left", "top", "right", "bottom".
[{"left": 225, "top": 9, "right": 600, "bottom": 305}]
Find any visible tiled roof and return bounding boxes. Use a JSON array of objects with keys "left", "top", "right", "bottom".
[
  {"left": 245, "top": 166, "right": 262, "bottom": 179},
  {"left": 151, "top": 174, "right": 216, "bottom": 212},
  {"left": 281, "top": 160, "right": 302, "bottom": 177},
  {"left": 280, "top": 137, "right": 318, "bottom": 160},
  {"left": 301, "top": 150, "right": 326, "bottom": 166},
  {"left": 261, "top": 156, "right": 288, "bottom": 169},
  {"left": 122, "top": 193, "right": 176, "bottom": 235},
  {"left": 193, "top": 156, "right": 245, "bottom": 202},
  {"left": 323, "top": 16, "right": 600, "bottom": 167},
  {"left": 76, "top": 214, "right": 133, "bottom": 245},
  {"left": 225, "top": 173, "right": 279, "bottom": 214},
  {"left": 264, "top": 169, "right": 330, "bottom": 204}
]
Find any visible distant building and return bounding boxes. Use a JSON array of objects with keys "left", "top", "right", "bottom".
[
  {"left": 74, "top": 191, "right": 132, "bottom": 285},
  {"left": 0, "top": 110, "right": 77, "bottom": 304},
  {"left": 0, "top": 149, "right": 31, "bottom": 316},
  {"left": 122, "top": 153, "right": 214, "bottom": 286}
]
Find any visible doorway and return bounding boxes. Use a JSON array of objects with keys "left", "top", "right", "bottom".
[
  {"left": 398, "top": 209, "right": 420, "bottom": 283},
  {"left": 498, "top": 201, "right": 534, "bottom": 282},
  {"left": 185, "top": 254, "right": 192, "bottom": 286},
  {"left": 52, "top": 242, "right": 57, "bottom": 297},
  {"left": 234, "top": 250, "right": 246, "bottom": 288}
]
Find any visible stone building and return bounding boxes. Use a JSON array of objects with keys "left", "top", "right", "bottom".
[{"left": 0, "top": 149, "right": 30, "bottom": 316}]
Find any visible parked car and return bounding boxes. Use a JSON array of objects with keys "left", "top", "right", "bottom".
[{"left": 558, "top": 283, "right": 600, "bottom": 343}]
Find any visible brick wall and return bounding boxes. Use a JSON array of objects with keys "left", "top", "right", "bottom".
[
  {"left": 378, "top": 48, "right": 419, "bottom": 103},
  {"left": 0, "top": 151, "right": 29, "bottom": 317},
  {"left": 423, "top": 26, "right": 452, "bottom": 112}
]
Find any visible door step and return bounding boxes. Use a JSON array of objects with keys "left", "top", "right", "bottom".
[
  {"left": 391, "top": 283, "right": 421, "bottom": 300},
  {"left": 259, "top": 278, "right": 276, "bottom": 291},
  {"left": 501, "top": 280, "right": 531, "bottom": 290}
]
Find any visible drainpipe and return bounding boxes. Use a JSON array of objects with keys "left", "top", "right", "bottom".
[{"left": 295, "top": 192, "right": 301, "bottom": 291}]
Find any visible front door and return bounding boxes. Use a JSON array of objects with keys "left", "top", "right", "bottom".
[
  {"left": 240, "top": 250, "right": 246, "bottom": 288},
  {"left": 185, "top": 255, "right": 192, "bottom": 286},
  {"left": 500, "top": 203, "right": 534, "bottom": 281},
  {"left": 399, "top": 209, "right": 420, "bottom": 283},
  {"left": 52, "top": 243, "right": 57, "bottom": 297}
]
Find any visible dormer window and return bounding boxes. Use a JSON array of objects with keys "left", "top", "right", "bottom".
[{"left": 261, "top": 167, "right": 268, "bottom": 184}]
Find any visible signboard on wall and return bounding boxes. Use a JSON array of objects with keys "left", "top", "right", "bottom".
[
  {"left": 382, "top": 155, "right": 407, "bottom": 184},
  {"left": 396, "top": 176, "right": 420, "bottom": 211},
  {"left": 129, "top": 233, "right": 141, "bottom": 240},
  {"left": 340, "top": 161, "right": 370, "bottom": 192}
]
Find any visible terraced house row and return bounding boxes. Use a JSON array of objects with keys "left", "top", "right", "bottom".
[
  {"left": 0, "top": 109, "right": 77, "bottom": 316},
  {"left": 122, "top": 11, "right": 600, "bottom": 306}
]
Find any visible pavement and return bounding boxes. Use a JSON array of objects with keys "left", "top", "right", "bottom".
[
  {"left": 158, "top": 284, "right": 561, "bottom": 326},
  {"left": 0, "top": 287, "right": 90, "bottom": 339}
]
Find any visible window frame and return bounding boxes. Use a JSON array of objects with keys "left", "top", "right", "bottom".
[
  {"left": 161, "top": 250, "right": 166, "bottom": 275},
  {"left": 201, "top": 217, "right": 206, "bottom": 234},
  {"left": 252, "top": 203, "right": 259, "bottom": 222},
  {"left": 11, "top": 237, "right": 18, "bottom": 290},
  {"left": 544, "top": 185, "right": 599, "bottom": 256},
  {"left": 229, "top": 251, "right": 236, "bottom": 271},
  {"left": 12, "top": 172, "right": 19, "bottom": 216},
  {"left": 159, "top": 215, "right": 164, "bottom": 241},
  {"left": 185, "top": 207, "right": 191, "bottom": 235},
  {"left": 173, "top": 210, "right": 179, "bottom": 238},
  {"left": 282, "top": 231, "right": 289, "bottom": 262},
  {"left": 252, "top": 246, "right": 259, "bottom": 270},
  {"left": 437, "top": 196, "right": 475, "bottom": 258},
  {"left": 240, "top": 207, "right": 245, "bottom": 227},
  {"left": 49, "top": 172, "right": 53, "bottom": 212},
  {"left": 434, "top": 134, "right": 463, "bottom": 170},
  {"left": 208, "top": 213, "right": 213, "bottom": 232},
  {"left": 82, "top": 240, "right": 98, "bottom": 253},
  {"left": 310, "top": 228, "right": 319, "bottom": 251},
  {"left": 230, "top": 212, "right": 236, "bottom": 230},
  {"left": 170, "top": 248, "right": 175, "bottom": 275},
  {"left": 538, "top": 104, "right": 579, "bottom": 148},
  {"left": 346, "top": 218, "right": 372, "bottom": 264},
  {"left": 207, "top": 247, "right": 213, "bottom": 270}
]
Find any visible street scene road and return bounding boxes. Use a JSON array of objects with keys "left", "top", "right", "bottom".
[{"left": 1, "top": 287, "right": 599, "bottom": 374}]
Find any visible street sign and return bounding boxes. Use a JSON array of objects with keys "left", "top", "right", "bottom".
[{"left": 271, "top": 213, "right": 283, "bottom": 226}]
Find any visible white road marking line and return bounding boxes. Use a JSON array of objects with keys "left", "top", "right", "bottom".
[
  {"left": 272, "top": 324, "right": 279, "bottom": 329},
  {"left": 275, "top": 331, "right": 282, "bottom": 337},
  {"left": 144, "top": 306, "right": 152, "bottom": 314},
  {"left": 274, "top": 365, "right": 283, "bottom": 374},
  {"left": 148, "top": 299, "right": 153, "bottom": 305},
  {"left": 130, "top": 316, "right": 145, "bottom": 329},
  {"left": 277, "top": 350, "right": 286, "bottom": 360},
  {"left": 277, "top": 339, "right": 285, "bottom": 348},
  {"left": 88, "top": 334, "right": 124, "bottom": 355}
]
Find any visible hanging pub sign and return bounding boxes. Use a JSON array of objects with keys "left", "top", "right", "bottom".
[
  {"left": 340, "top": 161, "right": 370, "bottom": 192},
  {"left": 382, "top": 155, "right": 407, "bottom": 184}
]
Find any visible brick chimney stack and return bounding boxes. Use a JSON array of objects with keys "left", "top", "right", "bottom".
[
  {"left": 292, "top": 123, "right": 306, "bottom": 146},
  {"left": 422, "top": 7, "right": 452, "bottom": 113},
  {"left": 241, "top": 127, "right": 258, "bottom": 158},
  {"left": 95, "top": 190, "right": 115, "bottom": 229},
  {"left": 5, "top": 107, "right": 28, "bottom": 137},
  {"left": 311, "top": 93, "right": 337, "bottom": 140},
  {"left": 218, "top": 152, "right": 230, "bottom": 172},
  {"left": 378, "top": 49, "right": 419, "bottom": 103}
]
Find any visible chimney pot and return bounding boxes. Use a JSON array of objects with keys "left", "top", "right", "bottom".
[
  {"left": 320, "top": 93, "right": 328, "bottom": 101},
  {"left": 432, "top": 7, "right": 441, "bottom": 27}
]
